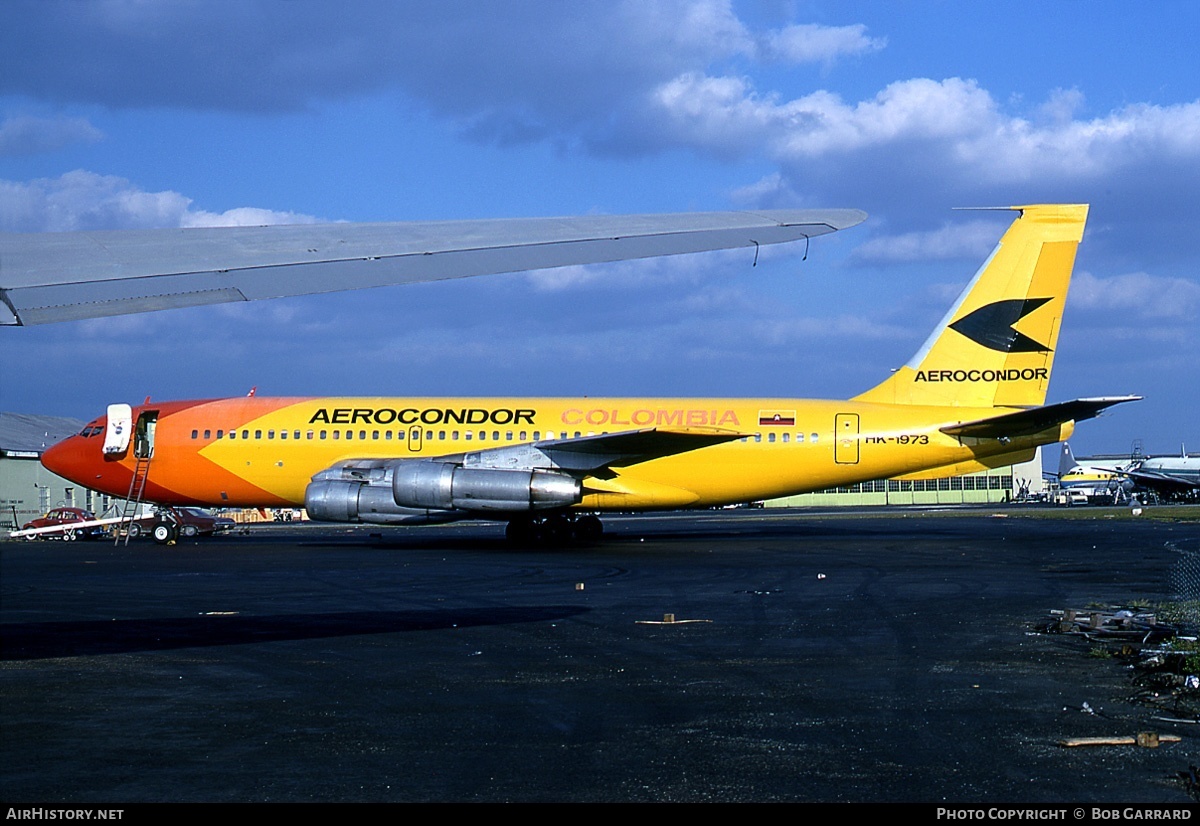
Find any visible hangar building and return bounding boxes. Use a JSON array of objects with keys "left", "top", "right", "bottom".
[{"left": 1, "top": 412, "right": 91, "bottom": 530}]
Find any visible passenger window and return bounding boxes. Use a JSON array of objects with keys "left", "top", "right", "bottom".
[
  {"left": 191, "top": 429, "right": 198, "bottom": 439},
  {"left": 811, "top": 433, "right": 819, "bottom": 443}
]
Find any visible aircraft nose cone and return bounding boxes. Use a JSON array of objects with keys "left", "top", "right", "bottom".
[{"left": 40, "top": 436, "right": 89, "bottom": 484}]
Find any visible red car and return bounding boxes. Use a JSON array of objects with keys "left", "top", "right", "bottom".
[
  {"left": 21, "top": 507, "right": 106, "bottom": 541},
  {"left": 126, "top": 506, "right": 236, "bottom": 541}
]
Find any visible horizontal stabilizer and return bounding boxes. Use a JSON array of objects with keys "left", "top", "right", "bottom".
[{"left": 940, "top": 396, "right": 1141, "bottom": 439}]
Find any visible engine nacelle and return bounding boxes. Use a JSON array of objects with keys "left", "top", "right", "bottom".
[
  {"left": 392, "top": 462, "right": 581, "bottom": 512},
  {"left": 305, "top": 478, "right": 428, "bottom": 524}
]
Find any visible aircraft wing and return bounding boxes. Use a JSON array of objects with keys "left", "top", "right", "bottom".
[
  {"left": 533, "top": 428, "right": 746, "bottom": 472},
  {"left": 1109, "top": 468, "right": 1200, "bottom": 495},
  {"left": 940, "top": 396, "right": 1142, "bottom": 440},
  {"left": 0, "top": 209, "right": 866, "bottom": 325},
  {"left": 455, "top": 427, "right": 747, "bottom": 476}
]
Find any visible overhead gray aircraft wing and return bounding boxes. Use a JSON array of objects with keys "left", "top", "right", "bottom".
[{"left": 0, "top": 209, "right": 866, "bottom": 325}]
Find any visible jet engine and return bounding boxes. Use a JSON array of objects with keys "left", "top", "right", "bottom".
[{"left": 304, "top": 459, "right": 582, "bottom": 524}]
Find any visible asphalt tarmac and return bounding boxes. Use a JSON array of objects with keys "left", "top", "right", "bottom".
[{"left": 2, "top": 508, "right": 1198, "bottom": 803}]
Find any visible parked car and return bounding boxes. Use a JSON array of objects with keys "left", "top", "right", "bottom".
[
  {"left": 176, "top": 506, "right": 237, "bottom": 536},
  {"left": 125, "top": 506, "right": 237, "bottom": 540},
  {"left": 21, "top": 507, "right": 106, "bottom": 541}
]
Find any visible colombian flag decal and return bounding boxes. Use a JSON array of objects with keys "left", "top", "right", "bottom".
[{"left": 758, "top": 410, "right": 796, "bottom": 426}]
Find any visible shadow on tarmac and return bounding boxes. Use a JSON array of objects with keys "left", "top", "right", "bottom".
[{"left": 1, "top": 605, "right": 589, "bottom": 660}]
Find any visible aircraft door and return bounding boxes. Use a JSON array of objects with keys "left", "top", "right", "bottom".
[
  {"left": 134, "top": 411, "right": 159, "bottom": 459},
  {"left": 408, "top": 426, "right": 422, "bottom": 453},
  {"left": 834, "top": 413, "right": 860, "bottom": 464},
  {"left": 103, "top": 404, "right": 133, "bottom": 455}
]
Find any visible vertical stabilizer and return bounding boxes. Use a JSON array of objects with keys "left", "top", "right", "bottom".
[
  {"left": 1058, "top": 443, "right": 1078, "bottom": 478},
  {"left": 855, "top": 204, "right": 1088, "bottom": 408}
]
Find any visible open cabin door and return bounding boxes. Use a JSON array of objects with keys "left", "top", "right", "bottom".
[
  {"left": 134, "top": 410, "right": 158, "bottom": 459},
  {"left": 102, "top": 404, "right": 159, "bottom": 458}
]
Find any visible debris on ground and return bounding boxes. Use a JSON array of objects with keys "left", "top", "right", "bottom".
[
  {"left": 1042, "top": 607, "right": 1179, "bottom": 642},
  {"left": 1059, "top": 732, "right": 1182, "bottom": 748}
]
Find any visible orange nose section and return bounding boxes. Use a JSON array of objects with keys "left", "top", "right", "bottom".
[
  {"left": 40, "top": 436, "right": 78, "bottom": 479},
  {"left": 41, "top": 436, "right": 110, "bottom": 492}
]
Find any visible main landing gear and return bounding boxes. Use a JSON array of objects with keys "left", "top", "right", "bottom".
[
  {"left": 151, "top": 521, "right": 177, "bottom": 545},
  {"left": 505, "top": 513, "right": 604, "bottom": 545}
]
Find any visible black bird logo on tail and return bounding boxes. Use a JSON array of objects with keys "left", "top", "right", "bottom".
[{"left": 950, "top": 298, "right": 1053, "bottom": 353}]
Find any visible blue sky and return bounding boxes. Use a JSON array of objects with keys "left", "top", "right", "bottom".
[{"left": 2, "top": 0, "right": 1198, "bottom": 458}]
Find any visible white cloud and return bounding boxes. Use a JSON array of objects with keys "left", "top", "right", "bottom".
[
  {"left": 650, "top": 73, "right": 1200, "bottom": 190},
  {"left": 0, "top": 115, "right": 103, "bottom": 155},
  {"left": 850, "top": 219, "right": 1006, "bottom": 264},
  {"left": 0, "top": 170, "right": 320, "bottom": 232},
  {"left": 181, "top": 207, "right": 321, "bottom": 228},
  {"left": 653, "top": 76, "right": 1000, "bottom": 157},
  {"left": 1070, "top": 270, "right": 1200, "bottom": 320},
  {"left": 760, "top": 23, "right": 886, "bottom": 65}
]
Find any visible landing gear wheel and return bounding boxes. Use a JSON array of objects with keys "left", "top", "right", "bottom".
[
  {"left": 152, "top": 522, "right": 177, "bottom": 545},
  {"left": 543, "top": 514, "right": 573, "bottom": 544},
  {"left": 505, "top": 518, "right": 535, "bottom": 545},
  {"left": 126, "top": 523, "right": 142, "bottom": 539},
  {"left": 575, "top": 514, "right": 603, "bottom": 541},
  {"left": 181, "top": 524, "right": 199, "bottom": 538}
]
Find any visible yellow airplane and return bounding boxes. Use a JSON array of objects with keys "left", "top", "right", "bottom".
[{"left": 41, "top": 204, "right": 1138, "bottom": 542}]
